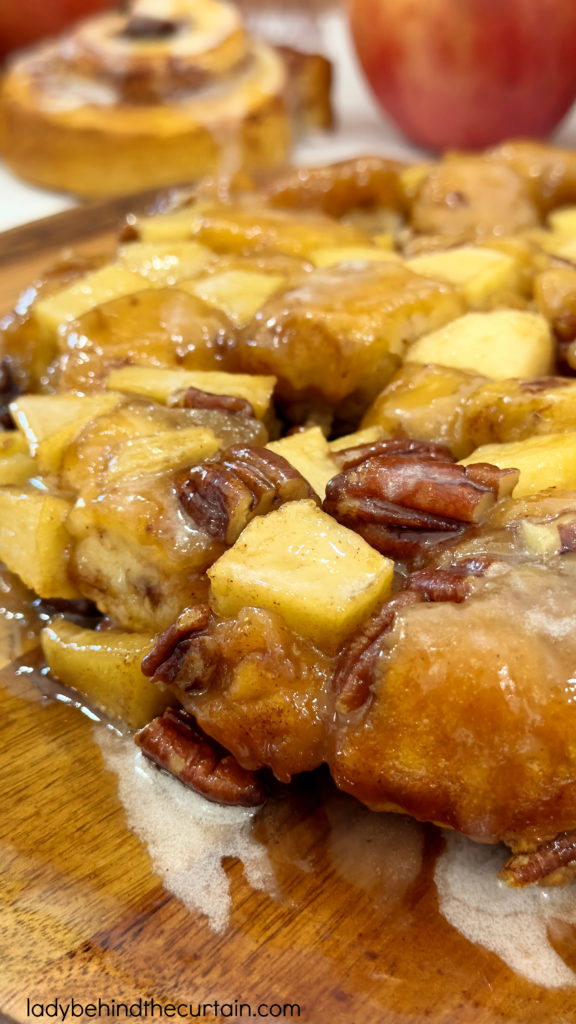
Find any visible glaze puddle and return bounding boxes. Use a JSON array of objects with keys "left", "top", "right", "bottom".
[
  {"left": 436, "top": 831, "right": 576, "bottom": 988},
  {"left": 96, "top": 729, "right": 275, "bottom": 932}
]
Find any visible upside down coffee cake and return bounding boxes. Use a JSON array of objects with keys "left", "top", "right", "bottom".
[{"left": 5, "top": 142, "right": 576, "bottom": 887}]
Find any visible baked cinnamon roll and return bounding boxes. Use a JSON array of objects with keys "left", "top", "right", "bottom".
[{"left": 0, "top": 0, "right": 332, "bottom": 197}]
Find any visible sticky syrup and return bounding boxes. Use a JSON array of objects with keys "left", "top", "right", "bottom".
[{"left": 3, "top": 562, "right": 576, "bottom": 995}]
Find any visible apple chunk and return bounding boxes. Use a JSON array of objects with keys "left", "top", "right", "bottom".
[
  {"left": 117, "top": 241, "right": 212, "bottom": 284},
  {"left": 33, "top": 266, "right": 148, "bottom": 342},
  {"left": 208, "top": 499, "right": 394, "bottom": 651},
  {"left": 309, "top": 245, "right": 402, "bottom": 268},
  {"left": 41, "top": 619, "right": 170, "bottom": 731},
  {"left": 406, "top": 310, "right": 553, "bottom": 380},
  {"left": 11, "top": 394, "right": 123, "bottom": 476},
  {"left": 107, "top": 427, "right": 220, "bottom": 479},
  {"left": 0, "top": 487, "right": 79, "bottom": 599},
  {"left": 460, "top": 433, "right": 576, "bottom": 497},
  {"left": 266, "top": 427, "right": 339, "bottom": 499},
  {"left": 548, "top": 207, "right": 576, "bottom": 237},
  {"left": 185, "top": 269, "right": 287, "bottom": 328},
  {"left": 106, "top": 366, "right": 276, "bottom": 420},
  {"left": 406, "top": 247, "right": 523, "bottom": 309}
]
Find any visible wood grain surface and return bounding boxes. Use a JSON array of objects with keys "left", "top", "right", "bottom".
[
  {"left": 0, "top": 188, "right": 166, "bottom": 312},
  {"left": 2, "top": 205, "right": 576, "bottom": 1024}
]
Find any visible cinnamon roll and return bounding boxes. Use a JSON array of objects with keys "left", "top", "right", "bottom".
[{"left": 0, "top": 0, "right": 332, "bottom": 197}]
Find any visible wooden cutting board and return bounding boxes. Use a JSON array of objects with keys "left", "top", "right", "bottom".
[{"left": 2, "top": 205, "right": 576, "bottom": 1024}]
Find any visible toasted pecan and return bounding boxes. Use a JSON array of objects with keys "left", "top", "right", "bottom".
[
  {"left": 334, "top": 593, "right": 422, "bottom": 713},
  {"left": 141, "top": 605, "right": 217, "bottom": 690},
  {"left": 324, "top": 449, "right": 517, "bottom": 564},
  {"left": 169, "top": 386, "right": 256, "bottom": 418},
  {"left": 405, "top": 563, "right": 490, "bottom": 603},
  {"left": 136, "top": 708, "right": 268, "bottom": 806},
  {"left": 500, "top": 829, "right": 576, "bottom": 887},
  {"left": 333, "top": 438, "right": 453, "bottom": 471},
  {"left": 179, "top": 444, "right": 317, "bottom": 544}
]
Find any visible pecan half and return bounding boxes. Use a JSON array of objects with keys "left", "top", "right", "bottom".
[
  {"left": 179, "top": 445, "right": 317, "bottom": 545},
  {"left": 333, "top": 438, "right": 453, "bottom": 471},
  {"left": 500, "top": 829, "right": 576, "bottom": 887},
  {"left": 170, "top": 386, "right": 256, "bottom": 419},
  {"left": 329, "top": 457, "right": 507, "bottom": 523},
  {"left": 135, "top": 708, "right": 268, "bottom": 806},
  {"left": 558, "top": 517, "right": 576, "bottom": 552},
  {"left": 405, "top": 562, "right": 490, "bottom": 603},
  {"left": 334, "top": 592, "right": 422, "bottom": 712},
  {"left": 463, "top": 462, "right": 519, "bottom": 501},
  {"left": 341, "top": 521, "right": 462, "bottom": 561},
  {"left": 142, "top": 605, "right": 214, "bottom": 688},
  {"left": 324, "top": 453, "right": 518, "bottom": 563},
  {"left": 335, "top": 553, "right": 498, "bottom": 712},
  {"left": 518, "top": 376, "right": 569, "bottom": 395}
]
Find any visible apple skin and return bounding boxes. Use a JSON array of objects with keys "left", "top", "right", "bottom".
[
  {"left": 349, "top": 0, "right": 576, "bottom": 150},
  {"left": 0, "top": 0, "right": 115, "bottom": 58}
]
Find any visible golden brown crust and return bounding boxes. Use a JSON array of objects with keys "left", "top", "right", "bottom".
[{"left": 9, "top": 141, "right": 576, "bottom": 886}]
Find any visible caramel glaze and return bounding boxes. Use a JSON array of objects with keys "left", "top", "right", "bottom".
[
  {"left": 159, "top": 490, "right": 576, "bottom": 854},
  {"left": 52, "top": 396, "right": 268, "bottom": 633}
]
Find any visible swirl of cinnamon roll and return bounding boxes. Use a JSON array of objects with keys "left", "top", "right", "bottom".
[
  {"left": 62, "top": 0, "right": 249, "bottom": 103},
  {"left": 0, "top": 0, "right": 332, "bottom": 197}
]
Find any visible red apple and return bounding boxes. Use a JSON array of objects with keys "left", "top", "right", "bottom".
[
  {"left": 0, "top": 0, "right": 115, "bottom": 58},
  {"left": 348, "top": 0, "right": 576, "bottom": 150}
]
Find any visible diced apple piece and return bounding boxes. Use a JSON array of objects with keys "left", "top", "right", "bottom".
[
  {"left": 106, "top": 366, "right": 276, "bottom": 419},
  {"left": 107, "top": 427, "right": 220, "bottom": 479},
  {"left": 552, "top": 239, "right": 576, "bottom": 264},
  {"left": 118, "top": 241, "right": 212, "bottom": 284},
  {"left": 41, "top": 619, "right": 170, "bottom": 731},
  {"left": 0, "top": 454, "right": 36, "bottom": 485},
  {"left": 519, "top": 520, "right": 562, "bottom": 557},
  {"left": 185, "top": 270, "right": 286, "bottom": 327},
  {"left": 309, "top": 246, "right": 402, "bottom": 268},
  {"left": 135, "top": 208, "right": 196, "bottom": 242},
  {"left": 11, "top": 394, "right": 123, "bottom": 476},
  {"left": 208, "top": 499, "right": 394, "bottom": 651},
  {"left": 11, "top": 393, "right": 120, "bottom": 448},
  {"left": 535, "top": 269, "right": 576, "bottom": 344},
  {"left": 0, "top": 432, "right": 28, "bottom": 457},
  {"left": 33, "top": 266, "right": 148, "bottom": 342},
  {"left": 531, "top": 232, "right": 576, "bottom": 262},
  {"left": 266, "top": 427, "right": 339, "bottom": 499},
  {"left": 460, "top": 433, "right": 576, "bottom": 497},
  {"left": 329, "top": 426, "right": 387, "bottom": 452},
  {"left": 406, "top": 310, "right": 553, "bottom": 380},
  {"left": 406, "top": 247, "right": 522, "bottom": 309},
  {"left": 548, "top": 207, "right": 576, "bottom": 237},
  {"left": 0, "top": 487, "right": 79, "bottom": 599},
  {"left": 520, "top": 512, "right": 576, "bottom": 557},
  {"left": 0, "top": 432, "right": 34, "bottom": 484}
]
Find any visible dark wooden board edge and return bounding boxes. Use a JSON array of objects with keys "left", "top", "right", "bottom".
[{"left": 0, "top": 185, "right": 170, "bottom": 268}]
